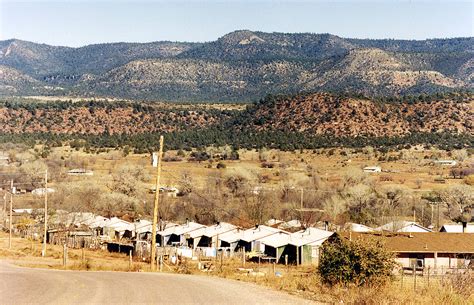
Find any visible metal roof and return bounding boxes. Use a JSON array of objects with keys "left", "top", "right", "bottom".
[
  {"left": 240, "top": 225, "right": 284, "bottom": 242},
  {"left": 341, "top": 232, "right": 474, "bottom": 254},
  {"left": 375, "top": 221, "right": 432, "bottom": 233},
  {"left": 289, "top": 228, "right": 334, "bottom": 247},
  {"left": 440, "top": 224, "right": 474, "bottom": 233},
  {"left": 189, "top": 222, "right": 237, "bottom": 239},
  {"left": 158, "top": 221, "right": 206, "bottom": 237}
]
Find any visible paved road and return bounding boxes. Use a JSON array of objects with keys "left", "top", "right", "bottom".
[{"left": 0, "top": 261, "right": 316, "bottom": 305}]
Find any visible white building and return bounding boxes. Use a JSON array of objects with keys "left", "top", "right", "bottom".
[
  {"left": 434, "top": 160, "right": 457, "bottom": 166},
  {"left": 363, "top": 166, "right": 381, "bottom": 173},
  {"left": 440, "top": 224, "right": 474, "bottom": 233},
  {"left": 375, "top": 221, "right": 432, "bottom": 233}
]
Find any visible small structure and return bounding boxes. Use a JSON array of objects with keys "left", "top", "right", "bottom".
[
  {"left": 375, "top": 221, "right": 432, "bottom": 233},
  {"left": 257, "top": 231, "right": 292, "bottom": 263},
  {"left": 266, "top": 219, "right": 284, "bottom": 227},
  {"left": 0, "top": 153, "right": 9, "bottom": 166},
  {"left": 440, "top": 223, "right": 474, "bottom": 233},
  {"left": 288, "top": 227, "right": 335, "bottom": 265},
  {"left": 344, "top": 222, "right": 374, "bottom": 232},
  {"left": 363, "top": 166, "right": 381, "bottom": 173},
  {"left": 188, "top": 222, "right": 237, "bottom": 248},
  {"left": 47, "top": 226, "right": 94, "bottom": 248},
  {"left": 233, "top": 225, "right": 285, "bottom": 252},
  {"left": 150, "top": 186, "right": 180, "bottom": 197},
  {"left": 277, "top": 219, "right": 302, "bottom": 231},
  {"left": 67, "top": 169, "right": 94, "bottom": 176},
  {"left": 434, "top": 160, "right": 457, "bottom": 166},
  {"left": 98, "top": 217, "right": 133, "bottom": 240},
  {"left": 31, "top": 188, "right": 56, "bottom": 196},
  {"left": 157, "top": 221, "right": 206, "bottom": 246}
]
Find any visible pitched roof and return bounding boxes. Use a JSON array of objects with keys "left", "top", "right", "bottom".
[
  {"left": 440, "top": 224, "right": 474, "bottom": 233},
  {"left": 289, "top": 227, "right": 334, "bottom": 247},
  {"left": 240, "top": 225, "right": 284, "bottom": 242},
  {"left": 258, "top": 231, "right": 292, "bottom": 248},
  {"left": 375, "top": 221, "right": 432, "bottom": 233},
  {"left": 158, "top": 221, "right": 205, "bottom": 237},
  {"left": 188, "top": 222, "right": 237, "bottom": 239},
  {"left": 278, "top": 219, "right": 302, "bottom": 230},
  {"left": 345, "top": 222, "right": 374, "bottom": 232},
  {"left": 340, "top": 232, "right": 474, "bottom": 254},
  {"left": 219, "top": 229, "right": 244, "bottom": 243}
]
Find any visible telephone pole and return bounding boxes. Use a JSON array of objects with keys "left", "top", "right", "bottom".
[
  {"left": 300, "top": 188, "right": 304, "bottom": 210},
  {"left": 3, "top": 192, "right": 6, "bottom": 227},
  {"left": 8, "top": 180, "right": 13, "bottom": 249},
  {"left": 151, "top": 136, "right": 164, "bottom": 271},
  {"left": 42, "top": 170, "right": 48, "bottom": 257}
]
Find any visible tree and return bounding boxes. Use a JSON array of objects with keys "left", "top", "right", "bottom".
[
  {"left": 322, "top": 194, "right": 347, "bottom": 225},
  {"left": 437, "top": 185, "right": 474, "bottom": 222},
  {"left": 319, "top": 234, "right": 396, "bottom": 287},
  {"left": 344, "top": 184, "right": 376, "bottom": 224},
  {"left": 19, "top": 160, "right": 48, "bottom": 188},
  {"left": 109, "top": 165, "right": 148, "bottom": 197}
]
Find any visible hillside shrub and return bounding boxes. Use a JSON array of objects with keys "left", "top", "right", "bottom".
[{"left": 318, "top": 234, "right": 396, "bottom": 287}]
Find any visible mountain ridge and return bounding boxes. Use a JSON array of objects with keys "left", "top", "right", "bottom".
[{"left": 0, "top": 30, "right": 472, "bottom": 101}]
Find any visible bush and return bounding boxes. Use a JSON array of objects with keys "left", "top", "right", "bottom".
[
  {"left": 216, "top": 162, "right": 226, "bottom": 169},
  {"left": 318, "top": 234, "right": 396, "bottom": 287}
]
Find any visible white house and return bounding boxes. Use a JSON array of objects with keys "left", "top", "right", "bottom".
[
  {"left": 157, "top": 221, "right": 206, "bottom": 246},
  {"left": 188, "top": 222, "right": 237, "bottom": 248},
  {"left": 338, "top": 232, "right": 474, "bottom": 273},
  {"left": 68, "top": 169, "right": 94, "bottom": 176},
  {"left": 31, "top": 188, "right": 56, "bottom": 196},
  {"left": 344, "top": 222, "right": 374, "bottom": 232},
  {"left": 375, "top": 221, "right": 432, "bottom": 233},
  {"left": 440, "top": 224, "right": 474, "bottom": 233},
  {"left": 434, "top": 160, "right": 457, "bottom": 166},
  {"left": 363, "top": 166, "right": 381, "bottom": 173}
]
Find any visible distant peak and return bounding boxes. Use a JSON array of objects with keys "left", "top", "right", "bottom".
[{"left": 219, "top": 30, "right": 265, "bottom": 45}]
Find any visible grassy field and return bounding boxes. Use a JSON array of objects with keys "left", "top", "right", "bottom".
[{"left": 40, "top": 145, "right": 470, "bottom": 190}]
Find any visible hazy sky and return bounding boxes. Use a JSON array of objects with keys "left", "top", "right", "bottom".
[{"left": 0, "top": 0, "right": 472, "bottom": 47}]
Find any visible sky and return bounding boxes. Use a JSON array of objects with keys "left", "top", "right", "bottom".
[{"left": 0, "top": 0, "right": 472, "bottom": 47}]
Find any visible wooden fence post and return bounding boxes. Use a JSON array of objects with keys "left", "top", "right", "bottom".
[
  {"left": 427, "top": 266, "right": 430, "bottom": 287},
  {"left": 413, "top": 265, "right": 416, "bottom": 291},
  {"left": 63, "top": 244, "right": 68, "bottom": 267},
  {"left": 129, "top": 250, "right": 133, "bottom": 271},
  {"left": 220, "top": 250, "right": 223, "bottom": 273},
  {"left": 401, "top": 268, "right": 404, "bottom": 288}
]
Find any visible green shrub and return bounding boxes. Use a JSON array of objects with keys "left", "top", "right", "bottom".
[{"left": 318, "top": 234, "right": 396, "bottom": 287}]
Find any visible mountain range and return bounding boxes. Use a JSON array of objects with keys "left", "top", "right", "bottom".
[{"left": 0, "top": 30, "right": 473, "bottom": 102}]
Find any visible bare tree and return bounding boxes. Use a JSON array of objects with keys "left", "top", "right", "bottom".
[{"left": 437, "top": 185, "right": 474, "bottom": 222}]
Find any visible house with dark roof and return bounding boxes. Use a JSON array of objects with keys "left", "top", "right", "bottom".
[{"left": 338, "top": 232, "right": 474, "bottom": 273}]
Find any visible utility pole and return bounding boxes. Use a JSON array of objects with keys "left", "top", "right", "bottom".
[
  {"left": 151, "top": 136, "right": 164, "bottom": 271},
  {"left": 3, "top": 193, "right": 6, "bottom": 227},
  {"left": 8, "top": 180, "right": 13, "bottom": 249},
  {"left": 42, "top": 170, "right": 48, "bottom": 257},
  {"left": 437, "top": 202, "right": 440, "bottom": 231},
  {"left": 300, "top": 188, "right": 304, "bottom": 210}
]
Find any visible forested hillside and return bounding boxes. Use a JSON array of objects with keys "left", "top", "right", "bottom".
[
  {"left": 0, "top": 92, "right": 472, "bottom": 152},
  {"left": 1, "top": 31, "right": 472, "bottom": 101}
]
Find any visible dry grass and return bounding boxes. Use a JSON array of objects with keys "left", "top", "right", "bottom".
[
  {"left": 1, "top": 234, "right": 472, "bottom": 304},
  {"left": 0, "top": 232, "right": 150, "bottom": 272},
  {"left": 181, "top": 257, "right": 473, "bottom": 304}
]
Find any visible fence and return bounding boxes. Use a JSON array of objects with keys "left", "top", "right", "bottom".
[{"left": 396, "top": 265, "right": 473, "bottom": 291}]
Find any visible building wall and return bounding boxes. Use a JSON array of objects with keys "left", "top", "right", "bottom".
[{"left": 396, "top": 252, "right": 470, "bottom": 271}]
